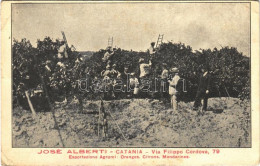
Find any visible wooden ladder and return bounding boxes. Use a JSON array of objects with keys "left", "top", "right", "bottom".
[
  {"left": 108, "top": 37, "right": 113, "bottom": 47},
  {"left": 61, "top": 31, "right": 69, "bottom": 48},
  {"left": 61, "top": 31, "right": 69, "bottom": 58},
  {"left": 156, "top": 34, "right": 164, "bottom": 48}
]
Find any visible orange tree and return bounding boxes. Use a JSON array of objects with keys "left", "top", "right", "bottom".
[
  {"left": 85, "top": 42, "right": 250, "bottom": 101},
  {"left": 13, "top": 38, "right": 250, "bottom": 110}
]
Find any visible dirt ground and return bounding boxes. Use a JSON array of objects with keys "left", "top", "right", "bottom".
[{"left": 12, "top": 97, "right": 250, "bottom": 148}]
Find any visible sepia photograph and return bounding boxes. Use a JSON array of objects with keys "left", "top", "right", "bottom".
[{"left": 11, "top": 2, "right": 251, "bottom": 148}]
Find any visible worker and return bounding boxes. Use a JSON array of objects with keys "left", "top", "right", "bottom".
[
  {"left": 101, "top": 65, "right": 115, "bottom": 99},
  {"left": 139, "top": 58, "right": 152, "bottom": 79},
  {"left": 148, "top": 42, "right": 156, "bottom": 56},
  {"left": 160, "top": 64, "right": 169, "bottom": 103},
  {"left": 110, "top": 64, "right": 120, "bottom": 79},
  {"left": 193, "top": 66, "right": 211, "bottom": 115},
  {"left": 112, "top": 65, "right": 123, "bottom": 99},
  {"left": 101, "top": 65, "right": 112, "bottom": 78},
  {"left": 126, "top": 72, "right": 139, "bottom": 98},
  {"left": 161, "top": 63, "right": 169, "bottom": 91},
  {"left": 102, "top": 47, "right": 114, "bottom": 62},
  {"left": 57, "top": 42, "right": 68, "bottom": 59},
  {"left": 138, "top": 58, "right": 152, "bottom": 98},
  {"left": 132, "top": 73, "right": 140, "bottom": 98},
  {"left": 120, "top": 66, "right": 131, "bottom": 97},
  {"left": 121, "top": 66, "right": 130, "bottom": 81},
  {"left": 168, "top": 68, "right": 180, "bottom": 111}
]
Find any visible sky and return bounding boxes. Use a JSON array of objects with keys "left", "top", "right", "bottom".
[{"left": 12, "top": 3, "right": 250, "bottom": 56}]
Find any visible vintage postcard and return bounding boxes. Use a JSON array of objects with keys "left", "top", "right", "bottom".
[{"left": 1, "top": 1, "right": 259, "bottom": 165}]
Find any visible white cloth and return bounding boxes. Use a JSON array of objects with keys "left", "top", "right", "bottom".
[
  {"left": 169, "top": 75, "right": 180, "bottom": 111},
  {"left": 171, "top": 95, "right": 178, "bottom": 111},
  {"left": 139, "top": 62, "right": 152, "bottom": 78},
  {"left": 169, "top": 75, "right": 180, "bottom": 95},
  {"left": 169, "top": 75, "right": 180, "bottom": 87},
  {"left": 148, "top": 46, "right": 156, "bottom": 55},
  {"left": 130, "top": 78, "right": 139, "bottom": 87}
]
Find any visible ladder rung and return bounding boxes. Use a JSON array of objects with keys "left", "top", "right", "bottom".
[{"left": 156, "top": 34, "right": 164, "bottom": 47}]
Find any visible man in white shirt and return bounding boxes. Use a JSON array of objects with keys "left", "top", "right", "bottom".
[
  {"left": 139, "top": 58, "right": 152, "bottom": 79},
  {"left": 138, "top": 58, "right": 152, "bottom": 98},
  {"left": 161, "top": 64, "right": 169, "bottom": 90},
  {"left": 168, "top": 68, "right": 180, "bottom": 111}
]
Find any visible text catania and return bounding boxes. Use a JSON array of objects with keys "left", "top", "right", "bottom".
[{"left": 116, "top": 150, "right": 142, "bottom": 154}]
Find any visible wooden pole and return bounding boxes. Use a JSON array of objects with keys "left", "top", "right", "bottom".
[
  {"left": 33, "top": 54, "right": 65, "bottom": 147},
  {"left": 107, "top": 109, "right": 128, "bottom": 141},
  {"left": 98, "top": 102, "right": 101, "bottom": 137},
  {"left": 224, "top": 85, "right": 231, "bottom": 98},
  {"left": 25, "top": 91, "right": 36, "bottom": 115}
]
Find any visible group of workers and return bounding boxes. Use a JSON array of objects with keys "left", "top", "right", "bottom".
[
  {"left": 87, "top": 42, "right": 212, "bottom": 139},
  {"left": 99, "top": 42, "right": 211, "bottom": 114},
  {"left": 13, "top": 37, "right": 212, "bottom": 121}
]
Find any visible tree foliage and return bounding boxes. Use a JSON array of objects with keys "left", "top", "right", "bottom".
[{"left": 12, "top": 37, "right": 250, "bottom": 111}]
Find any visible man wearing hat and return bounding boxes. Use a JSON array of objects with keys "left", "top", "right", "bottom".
[
  {"left": 148, "top": 42, "right": 156, "bottom": 56},
  {"left": 193, "top": 66, "right": 211, "bottom": 115},
  {"left": 168, "top": 67, "right": 180, "bottom": 111},
  {"left": 148, "top": 42, "right": 157, "bottom": 69}
]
